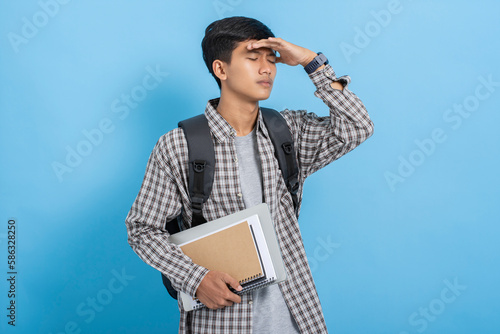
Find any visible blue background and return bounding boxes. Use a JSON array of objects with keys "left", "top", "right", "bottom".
[{"left": 1, "top": 0, "right": 499, "bottom": 333}]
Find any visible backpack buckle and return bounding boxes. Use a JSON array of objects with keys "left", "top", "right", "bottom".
[
  {"left": 193, "top": 160, "right": 206, "bottom": 173},
  {"left": 191, "top": 196, "right": 204, "bottom": 214},
  {"left": 288, "top": 173, "right": 299, "bottom": 195},
  {"left": 282, "top": 142, "right": 293, "bottom": 155}
]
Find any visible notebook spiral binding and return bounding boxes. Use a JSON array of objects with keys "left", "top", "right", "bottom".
[
  {"left": 237, "top": 277, "right": 276, "bottom": 295},
  {"left": 239, "top": 273, "right": 263, "bottom": 284}
]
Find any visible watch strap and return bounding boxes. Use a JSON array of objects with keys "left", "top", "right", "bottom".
[{"left": 304, "top": 52, "right": 329, "bottom": 74}]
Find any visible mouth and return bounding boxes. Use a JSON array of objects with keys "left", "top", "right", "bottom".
[{"left": 257, "top": 80, "right": 273, "bottom": 87}]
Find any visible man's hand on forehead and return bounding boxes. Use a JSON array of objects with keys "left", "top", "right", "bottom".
[{"left": 247, "top": 37, "right": 319, "bottom": 67}]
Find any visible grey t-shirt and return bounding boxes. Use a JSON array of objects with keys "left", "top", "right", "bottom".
[{"left": 234, "top": 126, "right": 300, "bottom": 334}]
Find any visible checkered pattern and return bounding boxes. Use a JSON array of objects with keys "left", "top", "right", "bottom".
[{"left": 125, "top": 63, "right": 374, "bottom": 333}]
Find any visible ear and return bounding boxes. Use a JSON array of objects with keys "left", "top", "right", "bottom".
[{"left": 212, "top": 60, "right": 228, "bottom": 83}]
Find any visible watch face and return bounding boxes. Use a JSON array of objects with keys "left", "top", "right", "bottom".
[{"left": 317, "top": 53, "right": 327, "bottom": 63}]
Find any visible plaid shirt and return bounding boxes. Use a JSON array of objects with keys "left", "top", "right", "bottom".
[{"left": 125, "top": 63, "right": 374, "bottom": 333}]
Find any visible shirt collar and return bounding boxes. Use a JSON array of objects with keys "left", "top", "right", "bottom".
[{"left": 204, "top": 98, "right": 270, "bottom": 143}]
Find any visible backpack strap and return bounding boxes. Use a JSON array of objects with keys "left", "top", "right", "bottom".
[
  {"left": 161, "top": 114, "right": 215, "bottom": 300},
  {"left": 178, "top": 114, "right": 215, "bottom": 228},
  {"left": 260, "top": 108, "right": 300, "bottom": 217}
]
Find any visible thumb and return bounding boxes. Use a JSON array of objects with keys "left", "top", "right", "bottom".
[{"left": 222, "top": 273, "right": 242, "bottom": 291}]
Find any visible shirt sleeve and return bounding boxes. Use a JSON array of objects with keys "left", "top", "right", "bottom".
[
  {"left": 125, "top": 136, "right": 209, "bottom": 298},
  {"left": 281, "top": 63, "right": 374, "bottom": 179}
]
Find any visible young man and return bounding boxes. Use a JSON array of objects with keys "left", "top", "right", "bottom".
[{"left": 125, "top": 16, "right": 373, "bottom": 333}]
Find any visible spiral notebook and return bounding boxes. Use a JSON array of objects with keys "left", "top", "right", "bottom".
[
  {"left": 179, "top": 220, "right": 264, "bottom": 285},
  {"left": 168, "top": 203, "right": 286, "bottom": 311}
]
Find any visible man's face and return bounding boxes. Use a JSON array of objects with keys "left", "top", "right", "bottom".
[{"left": 219, "top": 39, "right": 277, "bottom": 102}]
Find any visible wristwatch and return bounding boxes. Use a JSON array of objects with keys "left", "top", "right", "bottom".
[{"left": 304, "top": 52, "right": 329, "bottom": 74}]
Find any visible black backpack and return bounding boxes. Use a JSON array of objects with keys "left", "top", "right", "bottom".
[{"left": 161, "top": 107, "right": 299, "bottom": 299}]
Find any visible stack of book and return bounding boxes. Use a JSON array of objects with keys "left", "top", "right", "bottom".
[{"left": 168, "top": 203, "right": 286, "bottom": 311}]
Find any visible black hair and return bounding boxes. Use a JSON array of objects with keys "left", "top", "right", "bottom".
[{"left": 201, "top": 16, "right": 275, "bottom": 89}]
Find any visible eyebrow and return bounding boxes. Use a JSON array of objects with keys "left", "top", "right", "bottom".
[{"left": 246, "top": 49, "right": 276, "bottom": 57}]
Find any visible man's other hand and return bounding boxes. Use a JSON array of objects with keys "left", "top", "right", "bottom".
[{"left": 195, "top": 270, "right": 243, "bottom": 309}]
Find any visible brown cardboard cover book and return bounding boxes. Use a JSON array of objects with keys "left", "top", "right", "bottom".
[{"left": 180, "top": 221, "right": 263, "bottom": 284}]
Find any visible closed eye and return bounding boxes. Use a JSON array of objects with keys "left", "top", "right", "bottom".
[{"left": 247, "top": 57, "right": 276, "bottom": 64}]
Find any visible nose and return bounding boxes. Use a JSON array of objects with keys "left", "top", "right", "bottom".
[{"left": 259, "top": 58, "right": 272, "bottom": 76}]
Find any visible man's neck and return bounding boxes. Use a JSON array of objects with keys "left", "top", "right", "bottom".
[{"left": 216, "top": 91, "right": 259, "bottom": 137}]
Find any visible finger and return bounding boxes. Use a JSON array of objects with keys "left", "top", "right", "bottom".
[
  {"left": 208, "top": 294, "right": 237, "bottom": 309},
  {"left": 222, "top": 273, "right": 243, "bottom": 292},
  {"left": 249, "top": 41, "right": 281, "bottom": 50},
  {"left": 248, "top": 38, "right": 282, "bottom": 50},
  {"left": 249, "top": 37, "right": 279, "bottom": 45},
  {"left": 214, "top": 299, "right": 233, "bottom": 309},
  {"left": 264, "top": 37, "right": 287, "bottom": 49},
  {"left": 226, "top": 291, "right": 242, "bottom": 304},
  {"left": 222, "top": 297, "right": 237, "bottom": 307},
  {"left": 208, "top": 302, "right": 226, "bottom": 310},
  {"left": 206, "top": 294, "right": 233, "bottom": 309}
]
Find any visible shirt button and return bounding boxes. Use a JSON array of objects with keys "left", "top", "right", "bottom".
[
  {"left": 248, "top": 300, "right": 253, "bottom": 305},
  {"left": 234, "top": 157, "right": 238, "bottom": 163},
  {"left": 237, "top": 193, "right": 243, "bottom": 198}
]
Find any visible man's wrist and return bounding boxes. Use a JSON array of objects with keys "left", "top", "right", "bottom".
[
  {"left": 303, "top": 52, "right": 329, "bottom": 74},
  {"left": 300, "top": 51, "right": 319, "bottom": 67}
]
